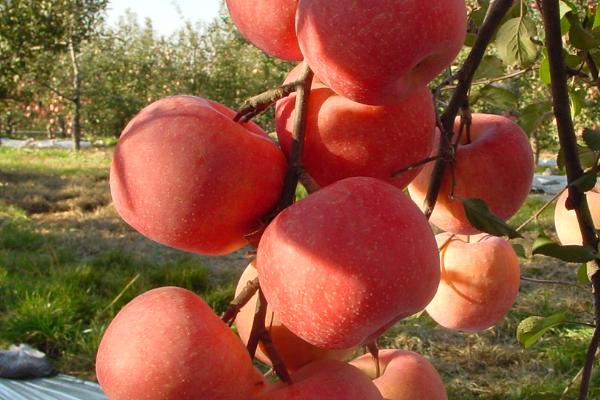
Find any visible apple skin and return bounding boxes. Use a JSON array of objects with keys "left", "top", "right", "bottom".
[
  {"left": 110, "top": 95, "right": 287, "bottom": 256},
  {"left": 554, "top": 184, "right": 600, "bottom": 245},
  {"left": 96, "top": 287, "right": 266, "bottom": 400},
  {"left": 425, "top": 233, "right": 521, "bottom": 332},
  {"left": 256, "top": 177, "right": 440, "bottom": 349},
  {"left": 296, "top": 0, "right": 467, "bottom": 104},
  {"left": 275, "top": 78, "right": 435, "bottom": 189},
  {"left": 226, "top": 0, "right": 302, "bottom": 61},
  {"left": 408, "top": 113, "right": 534, "bottom": 235},
  {"left": 234, "top": 263, "right": 356, "bottom": 371},
  {"left": 350, "top": 349, "right": 447, "bottom": 400},
  {"left": 256, "top": 360, "right": 383, "bottom": 400}
]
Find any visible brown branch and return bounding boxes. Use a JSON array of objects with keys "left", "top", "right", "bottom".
[
  {"left": 234, "top": 82, "right": 297, "bottom": 123},
  {"left": 423, "top": 0, "right": 515, "bottom": 219},
  {"left": 391, "top": 155, "right": 442, "bottom": 177},
  {"left": 585, "top": 52, "right": 600, "bottom": 91},
  {"left": 520, "top": 276, "right": 586, "bottom": 289},
  {"left": 541, "top": 2, "right": 600, "bottom": 399},
  {"left": 442, "top": 68, "right": 532, "bottom": 90},
  {"left": 517, "top": 187, "right": 567, "bottom": 232},
  {"left": 298, "top": 168, "right": 321, "bottom": 194},
  {"left": 221, "top": 277, "right": 260, "bottom": 325}
]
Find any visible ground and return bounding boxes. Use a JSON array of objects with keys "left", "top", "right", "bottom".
[{"left": 0, "top": 146, "right": 598, "bottom": 399}]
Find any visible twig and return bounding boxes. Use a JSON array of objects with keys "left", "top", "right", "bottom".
[
  {"left": 585, "top": 52, "right": 600, "bottom": 91},
  {"left": 517, "top": 186, "right": 567, "bottom": 232},
  {"left": 391, "top": 155, "right": 442, "bottom": 177},
  {"left": 520, "top": 276, "right": 586, "bottom": 288},
  {"left": 541, "top": 2, "right": 600, "bottom": 398},
  {"left": 442, "top": 69, "right": 531, "bottom": 90},
  {"left": 422, "top": 0, "right": 515, "bottom": 219},
  {"left": 234, "top": 82, "right": 297, "bottom": 123},
  {"left": 221, "top": 277, "right": 260, "bottom": 325}
]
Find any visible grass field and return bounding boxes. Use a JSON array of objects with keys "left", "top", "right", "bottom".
[{"left": 0, "top": 146, "right": 598, "bottom": 399}]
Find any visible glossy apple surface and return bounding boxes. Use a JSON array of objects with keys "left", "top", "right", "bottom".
[
  {"left": 351, "top": 349, "right": 447, "bottom": 400},
  {"left": 425, "top": 233, "right": 521, "bottom": 332},
  {"left": 408, "top": 113, "right": 534, "bottom": 234},
  {"left": 554, "top": 184, "right": 600, "bottom": 245},
  {"left": 257, "top": 177, "right": 440, "bottom": 349},
  {"left": 296, "top": 0, "right": 467, "bottom": 104},
  {"left": 96, "top": 287, "right": 265, "bottom": 400},
  {"left": 226, "top": 0, "right": 302, "bottom": 60},
  {"left": 110, "top": 96, "right": 286, "bottom": 255},
  {"left": 276, "top": 79, "right": 435, "bottom": 189}
]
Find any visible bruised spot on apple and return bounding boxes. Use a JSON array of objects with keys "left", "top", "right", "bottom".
[
  {"left": 275, "top": 70, "right": 435, "bottom": 189},
  {"left": 226, "top": 0, "right": 302, "bottom": 61},
  {"left": 350, "top": 349, "right": 447, "bottom": 400},
  {"left": 296, "top": 0, "right": 467, "bottom": 104},
  {"left": 256, "top": 360, "right": 383, "bottom": 400},
  {"left": 426, "top": 233, "right": 521, "bottom": 332},
  {"left": 554, "top": 184, "right": 600, "bottom": 245},
  {"left": 96, "top": 287, "right": 265, "bottom": 400},
  {"left": 110, "top": 95, "right": 287, "bottom": 256},
  {"left": 257, "top": 177, "right": 440, "bottom": 349},
  {"left": 234, "top": 263, "right": 356, "bottom": 371},
  {"left": 408, "top": 113, "right": 534, "bottom": 235}
]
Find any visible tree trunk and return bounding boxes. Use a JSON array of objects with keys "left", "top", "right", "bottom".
[{"left": 69, "top": 39, "right": 82, "bottom": 151}]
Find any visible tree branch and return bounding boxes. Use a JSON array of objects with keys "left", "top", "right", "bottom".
[
  {"left": 423, "top": 0, "right": 515, "bottom": 219},
  {"left": 234, "top": 82, "right": 297, "bottom": 123},
  {"left": 516, "top": 187, "right": 567, "bottom": 232},
  {"left": 221, "top": 277, "right": 260, "bottom": 325},
  {"left": 541, "top": 2, "right": 600, "bottom": 399}
]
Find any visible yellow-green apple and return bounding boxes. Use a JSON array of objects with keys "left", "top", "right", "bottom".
[
  {"left": 296, "top": 0, "right": 467, "bottom": 104},
  {"left": 110, "top": 95, "right": 286, "bottom": 256},
  {"left": 96, "top": 287, "right": 265, "bottom": 400},
  {"left": 554, "top": 184, "right": 600, "bottom": 245},
  {"left": 425, "top": 233, "right": 521, "bottom": 332},
  {"left": 408, "top": 113, "right": 534, "bottom": 234},
  {"left": 256, "top": 360, "right": 383, "bottom": 400},
  {"left": 350, "top": 349, "right": 447, "bottom": 400},
  {"left": 256, "top": 177, "right": 440, "bottom": 349},
  {"left": 275, "top": 78, "right": 435, "bottom": 189},
  {"left": 226, "top": 0, "right": 302, "bottom": 61},
  {"left": 234, "top": 263, "right": 356, "bottom": 371}
]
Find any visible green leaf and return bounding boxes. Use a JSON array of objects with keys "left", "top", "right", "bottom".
[
  {"left": 512, "top": 243, "right": 527, "bottom": 259},
  {"left": 570, "top": 171, "right": 598, "bottom": 192},
  {"left": 463, "top": 198, "right": 522, "bottom": 239},
  {"left": 496, "top": 16, "right": 539, "bottom": 66},
  {"left": 594, "top": 6, "right": 600, "bottom": 30},
  {"left": 583, "top": 128, "right": 600, "bottom": 151},
  {"left": 539, "top": 56, "right": 551, "bottom": 84},
  {"left": 519, "top": 102, "right": 552, "bottom": 134},
  {"left": 567, "top": 13, "right": 600, "bottom": 50},
  {"left": 569, "top": 88, "right": 585, "bottom": 117},
  {"left": 557, "top": 145, "right": 597, "bottom": 171},
  {"left": 478, "top": 85, "right": 518, "bottom": 110},
  {"left": 474, "top": 55, "right": 505, "bottom": 80},
  {"left": 532, "top": 236, "right": 597, "bottom": 262},
  {"left": 517, "top": 312, "right": 568, "bottom": 348},
  {"left": 559, "top": 1, "right": 575, "bottom": 19},
  {"left": 577, "top": 263, "right": 591, "bottom": 284}
]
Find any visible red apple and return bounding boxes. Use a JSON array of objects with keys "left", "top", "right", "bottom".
[
  {"left": 296, "top": 0, "right": 467, "bottom": 104},
  {"left": 554, "top": 184, "right": 600, "bottom": 245},
  {"left": 226, "top": 0, "right": 302, "bottom": 61},
  {"left": 256, "top": 177, "right": 440, "bottom": 349},
  {"left": 234, "top": 263, "right": 355, "bottom": 371},
  {"left": 256, "top": 360, "right": 383, "bottom": 400},
  {"left": 276, "top": 78, "right": 435, "bottom": 189},
  {"left": 425, "top": 233, "right": 521, "bottom": 332},
  {"left": 96, "top": 287, "right": 266, "bottom": 400},
  {"left": 350, "top": 349, "right": 447, "bottom": 400},
  {"left": 408, "top": 113, "right": 534, "bottom": 235},
  {"left": 110, "top": 96, "right": 287, "bottom": 255}
]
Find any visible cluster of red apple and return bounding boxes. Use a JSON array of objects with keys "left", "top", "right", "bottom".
[{"left": 96, "top": 1, "right": 536, "bottom": 399}]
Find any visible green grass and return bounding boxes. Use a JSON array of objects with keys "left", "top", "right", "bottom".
[{"left": 0, "top": 147, "right": 598, "bottom": 399}]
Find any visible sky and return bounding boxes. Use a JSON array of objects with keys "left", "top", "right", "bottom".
[{"left": 106, "top": 0, "right": 222, "bottom": 36}]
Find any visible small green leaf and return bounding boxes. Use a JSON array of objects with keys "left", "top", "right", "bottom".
[
  {"left": 474, "top": 55, "right": 505, "bottom": 80},
  {"left": 512, "top": 243, "right": 527, "bottom": 259},
  {"left": 539, "top": 56, "right": 551, "bottom": 84},
  {"left": 568, "top": 13, "right": 600, "bottom": 50},
  {"left": 557, "top": 145, "right": 597, "bottom": 171},
  {"left": 570, "top": 171, "right": 597, "bottom": 192},
  {"left": 594, "top": 6, "right": 600, "bottom": 30},
  {"left": 583, "top": 128, "right": 600, "bottom": 151},
  {"left": 517, "top": 312, "right": 568, "bottom": 348},
  {"left": 463, "top": 198, "right": 522, "bottom": 239},
  {"left": 532, "top": 236, "right": 597, "bottom": 262},
  {"left": 519, "top": 102, "right": 552, "bottom": 134},
  {"left": 577, "top": 263, "right": 591, "bottom": 284},
  {"left": 496, "top": 16, "right": 539, "bottom": 66},
  {"left": 478, "top": 85, "right": 518, "bottom": 110},
  {"left": 569, "top": 88, "right": 585, "bottom": 117}
]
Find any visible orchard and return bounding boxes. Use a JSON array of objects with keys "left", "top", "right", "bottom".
[{"left": 94, "top": 1, "right": 600, "bottom": 399}]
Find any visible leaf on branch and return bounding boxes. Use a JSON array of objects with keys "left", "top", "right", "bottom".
[
  {"left": 567, "top": 13, "right": 600, "bottom": 50},
  {"left": 496, "top": 16, "right": 538, "bottom": 67},
  {"left": 569, "top": 171, "right": 597, "bottom": 193},
  {"left": 577, "top": 263, "right": 591, "bottom": 284},
  {"left": 477, "top": 85, "right": 518, "bottom": 110},
  {"left": 532, "top": 236, "right": 598, "bottom": 263},
  {"left": 474, "top": 55, "right": 505, "bottom": 80},
  {"left": 569, "top": 88, "right": 585, "bottom": 118},
  {"left": 519, "top": 102, "right": 552, "bottom": 134},
  {"left": 583, "top": 128, "right": 600, "bottom": 151},
  {"left": 512, "top": 243, "right": 527, "bottom": 259},
  {"left": 557, "top": 145, "right": 597, "bottom": 171},
  {"left": 517, "top": 312, "right": 568, "bottom": 348},
  {"left": 463, "top": 198, "right": 522, "bottom": 239}
]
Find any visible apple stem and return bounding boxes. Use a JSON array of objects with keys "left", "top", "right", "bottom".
[
  {"left": 542, "top": 2, "right": 600, "bottom": 399},
  {"left": 366, "top": 341, "right": 381, "bottom": 378},
  {"left": 422, "top": 0, "right": 515, "bottom": 219},
  {"left": 221, "top": 277, "right": 260, "bottom": 326}
]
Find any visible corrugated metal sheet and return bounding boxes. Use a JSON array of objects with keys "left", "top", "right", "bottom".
[{"left": 0, "top": 375, "right": 107, "bottom": 400}]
